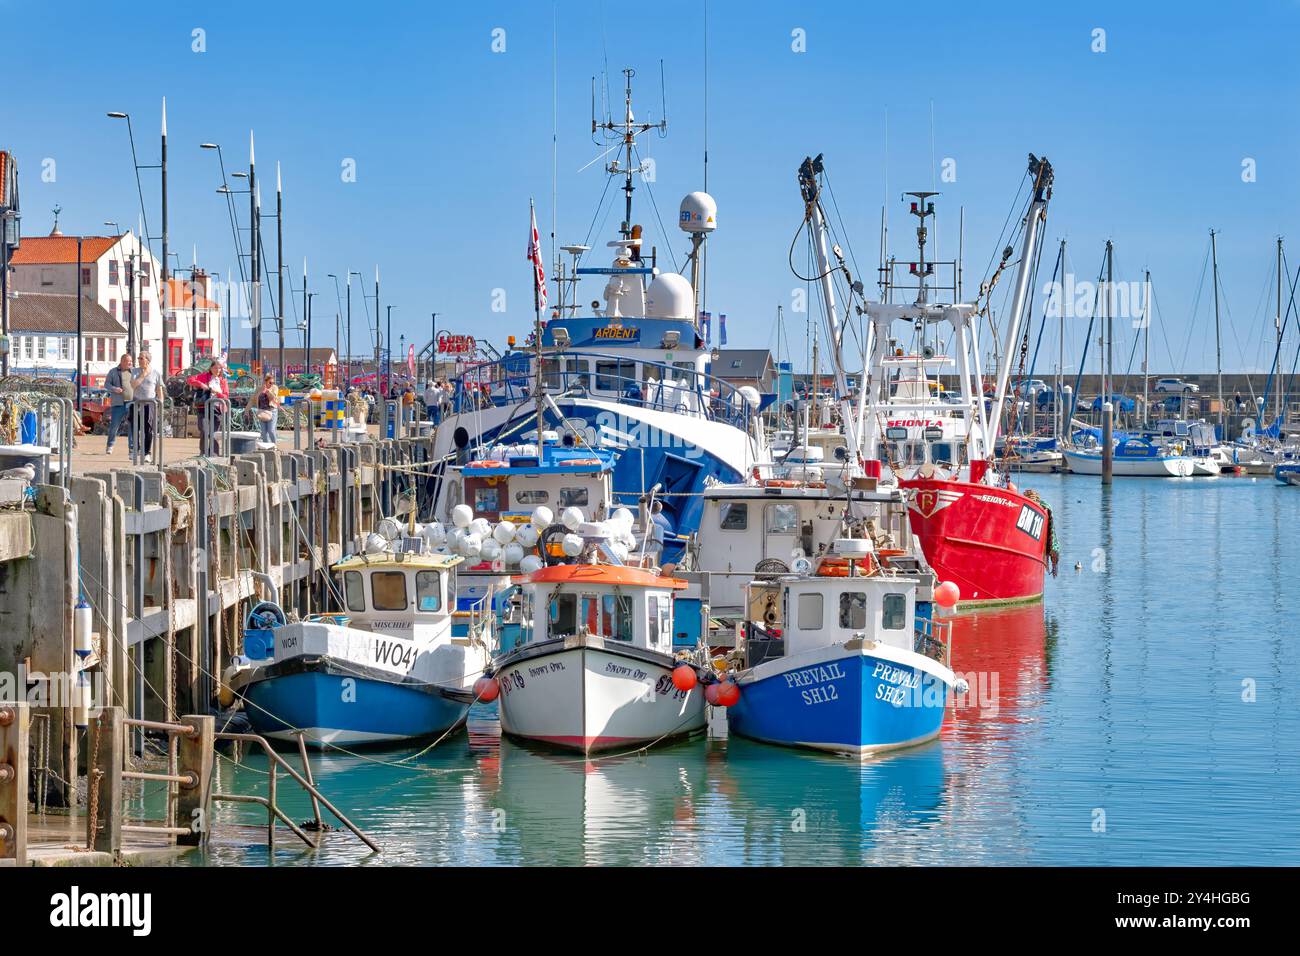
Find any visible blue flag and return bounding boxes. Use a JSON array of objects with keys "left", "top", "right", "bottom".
[{"left": 720, "top": 313, "right": 728, "bottom": 346}]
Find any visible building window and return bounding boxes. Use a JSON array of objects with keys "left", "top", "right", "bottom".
[
  {"left": 81, "top": 268, "right": 92, "bottom": 287},
  {"left": 142, "top": 301, "right": 150, "bottom": 323},
  {"left": 96, "top": 338, "right": 106, "bottom": 362},
  {"left": 108, "top": 260, "right": 119, "bottom": 284},
  {"left": 140, "top": 262, "right": 151, "bottom": 287},
  {"left": 109, "top": 300, "right": 117, "bottom": 319},
  {"left": 60, "top": 338, "right": 72, "bottom": 361},
  {"left": 166, "top": 312, "right": 177, "bottom": 333},
  {"left": 198, "top": 311, "right": 207, "bottom": 334},
  {"left": 40, "top": 268, "right": 54, "bottom": 287},
  {"left": 109, "top": 338, "right": 118, "bottom": 361}
]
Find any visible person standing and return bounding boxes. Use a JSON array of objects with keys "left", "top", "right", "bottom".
[
  {"left": 130, "top": 351, "right": 164, "bottom": 459},
  {"left": 251, "top": 371, "right": 281, "bottom": 445},
  {"left": 192, "top": 356, "right": 231, "bottom": 455},
  {"left": 104, "top": 351, "right": 135, "bottom": 454}
]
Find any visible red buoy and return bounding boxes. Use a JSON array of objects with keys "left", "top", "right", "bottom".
[
  {"left": 671, "top": 664, "right": 698, "bottom": 692},
  {"left": 474, "top": 676, "right": 500, "bottom": 702},
  {"left": 716, "top": 681, "right": 740, "bottom": 707},
  {"left": 704, "top": 683, "right": 722, "bottom": 706},
  {"left": 933, "top": 580, "right": 960, "bottom": 609}
]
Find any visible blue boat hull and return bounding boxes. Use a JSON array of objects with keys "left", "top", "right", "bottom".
[
  {"left": 243, "top": 664, "right": 473, "bottom": 748},
  {"left": 728, "top": 650, "right": 952, "bottom": 757}
]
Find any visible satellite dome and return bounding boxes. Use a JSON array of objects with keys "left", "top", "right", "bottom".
[
  {"left": 645, "top": 272, "right": 694, "bottom": 319},
  {"left": 679, "top": 191, "right": 717, "bottom": 234}
]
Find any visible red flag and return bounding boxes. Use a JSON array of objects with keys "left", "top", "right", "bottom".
[{"left": 528, "top": 202, "right": 548, "bottom": 314}]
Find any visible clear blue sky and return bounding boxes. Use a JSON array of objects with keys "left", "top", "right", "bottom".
[{"left": 5, "top": 0, "right": 1299, "bottom": 375}]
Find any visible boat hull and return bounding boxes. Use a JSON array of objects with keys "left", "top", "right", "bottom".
[
  {"left": 899, "top": 477, "right": 1048, "bottom": 605},
  {"left": 728, "top": 643, "right": 953, "bottom": 757},
  {"left": 1061, "top": 448, "right": 1194, "bottom": 477},
  {"left": 495, "top": 637, "right": 706, "bottom": 754},
  {"left": 242, "top": 657, "right": 474, "bottom": 747}
]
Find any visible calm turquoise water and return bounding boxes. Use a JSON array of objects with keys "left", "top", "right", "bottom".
[{"left": 184, "top": 475, "right": 1300, "bottom": 866}]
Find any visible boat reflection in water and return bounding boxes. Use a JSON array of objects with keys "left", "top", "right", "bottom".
[
  {"left": 478, "top": 721, "right": 947, "bottom": 866},
  {"left": 943, "top": 603, "right": 1051, "bottom": 745}
]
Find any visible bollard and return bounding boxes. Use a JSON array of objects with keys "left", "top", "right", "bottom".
[
  {"left": 87, "top": 706, "right": 124, "bottom": 856},
  {"left": 0, "top": 703, "right": 30, "bottom": 866},
  {"left": 176, "top": 715, "right": 214, "bottom": 846}
]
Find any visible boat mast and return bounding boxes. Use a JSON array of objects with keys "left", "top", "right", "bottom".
[
  {"left": 1276, "top": 236, "right": 1284, "bottom": 428},
  {"left": 1210, "top": 229, "right": 1222, "bottom": 436},
  {"left": 985, "top": 155, "right": 1053, "bottom": 457},
  {"left": 1143, "top": 267, "right": 1151, "bottom": 428},
  {"left": 1057, "top": 239, "right": 1066, "bottom": 442}
]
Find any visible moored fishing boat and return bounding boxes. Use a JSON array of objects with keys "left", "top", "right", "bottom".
[
  {"left": 489, "top": 554, "right": 707, "bottom": 754},
  {"left": 726, "top": 540, "right": 963, "bottom": 757},
  {"left": 226, "top": 541, "right": 493, "bottom": 747}
]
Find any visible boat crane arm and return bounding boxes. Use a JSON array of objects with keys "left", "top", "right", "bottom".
[{"left": 984, "top": 154, "right": 1054, "bottom": 463}]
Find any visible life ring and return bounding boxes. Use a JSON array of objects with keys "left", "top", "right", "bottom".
[
  {"left": 815, "top": 556, "right": 875, "bottom": 577},
  {"left": 466, "top": 460, "right": 508, "bottom": 469},
  {"left": 762, "top": 479, "right": 800, "bottom": 488}
]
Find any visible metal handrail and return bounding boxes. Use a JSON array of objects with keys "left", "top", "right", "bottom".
[
  {"left": 449, "top": 349, "right": 757, "bottom": 430},
  {"left": 213, "top": 730, "right": 379, "bottom": 854},
  {"left": 128, "top": 397, "right": 164, "bottom": 467},
  {"left": 36, "top": 396, "right": 74, "bottom": 486}
]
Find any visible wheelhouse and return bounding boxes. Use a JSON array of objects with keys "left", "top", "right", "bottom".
[
  {"left": 519, "top": 564, "right": 685, "bottom": 657},
  {"left": 333, "top": 552, "right": 462, "bottom": 641}
]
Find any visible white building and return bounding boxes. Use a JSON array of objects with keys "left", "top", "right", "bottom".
[
  {"left": 6, "top": 291, "right": 128, "bottom": 384},
  {"left": 8, "top": 224, "right": 219, "bottom": 376}
]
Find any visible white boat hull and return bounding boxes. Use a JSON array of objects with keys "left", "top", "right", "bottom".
[
  {"left": 495, "top": 635, "right": 706, "bottom": 754},
  {"left": 1062, "top": 448, "right": 1195, "bottom": 477}
]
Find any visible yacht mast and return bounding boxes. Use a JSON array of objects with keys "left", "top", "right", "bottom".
[
  {"left": 1211, "top": 229, "right": 1222, "bottom": 435},
  {"left": 1276, "top": 236, "right": 1284, "bottom": 428},
  {"left": 1057, "top": 239, "right": 1066, "bottom": 442},
  {"left": 1143, "top": 267, "right": 1151, "bottom": 428}
]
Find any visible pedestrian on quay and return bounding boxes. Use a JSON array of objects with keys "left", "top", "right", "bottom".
[
  {"left": 104, "top": 351, "right": 135, "bottom": 454},
  {"left": 130, "top": 351, "right": 164, "bottom": 459}
]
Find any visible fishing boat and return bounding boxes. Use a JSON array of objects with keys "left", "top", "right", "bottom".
[
  {"left": 432, "top": 69, "right": 767, "bottom": 561},
  {"left": 490, "top": 553, "right": 707, "bottom": 755},
  {"left": 1061, "top": 435, "right": 1195, "bottom": 477},
  {"left": 794, "top": 153, "right": 1059, "bottom": 605},
  {"left": 227, "top": 540, "right": 493, "bottom": 747},
  {"left": 726, "top": 540, "right": 963, "bottom": 757}
]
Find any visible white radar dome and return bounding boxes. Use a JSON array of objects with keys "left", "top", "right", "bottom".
[
  {"left": 679, "top": 191, "right": 717, "bottom": 234},
  {"left": 645, "top": 272, "right": 694, "bottom": 320}
]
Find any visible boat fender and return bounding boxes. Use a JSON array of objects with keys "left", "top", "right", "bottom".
[
  {"left": 473, "top": 675, "right": 500, "bottom": 703},
  {"left": 671, "top": 664, "right": 698, "bottom": 692}
]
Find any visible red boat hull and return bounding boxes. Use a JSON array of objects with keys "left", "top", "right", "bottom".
[{"left": 900, "top": 477, "right": 1048, "bottom": 605}]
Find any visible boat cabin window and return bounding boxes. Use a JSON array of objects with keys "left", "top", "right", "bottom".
[
  {"left": 549, "top": 593, "right": 577, "bottom": 635},
  {"left": 601, "top": 593, "right": 634, "bottom": 642},
  {"left": 371, "top": 571, "right": 408, "bottom": 612},
  {"left": 766, "top": 504, "right": 798, "bottom": 535},
  {"left": 516, "top": 489, "right": 549, "bottom": 504},
  {"left": 648, "top": 594, "right": 671, "bottom": 650},
  {"left": 415, "top": 570, "right": 443, "bottom": 612},
  {"left": 719, "top": 502, "right": 748, "bottom": 531},
  {"left": 595, "top": 360, "right": 636, "bottom": 392},
  {"left": 797, "top": 592, "right": 823, "bottom": 630},
  {"left": 839, "top": 591, "right": 867, "bottom": 629},
  {"left": 473, "top": 486, "right": 501, "bottom": 512},
  {"left": 344, "top": 570, "right": 366, "bottom": 613},
  {"left": 931, "top": 442, "right": 956, "bottom": 466},
  {"left": 558, "top": 486, "right": 589, "bottom": 509},
  {"left": 882, "top": 593, "right": 906, "bottom": 630}
]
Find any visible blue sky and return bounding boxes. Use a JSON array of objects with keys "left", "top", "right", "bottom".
[{"left": 4, "top": 0, "right": 1299, "bottom": 375}]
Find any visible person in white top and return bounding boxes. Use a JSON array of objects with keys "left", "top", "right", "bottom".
[{"left": 130, "top": 352, "right": 165, "bottom": 458}]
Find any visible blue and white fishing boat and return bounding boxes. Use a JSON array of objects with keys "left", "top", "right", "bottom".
[
  {"left": 726, "top": 540, "right": 963, "bottom": 757},
  {"left": 226, "top": 540, "right": 493, "bottom": 747},
  {"left": 433, "top": 69, "right": 767, "bottom": 561}
]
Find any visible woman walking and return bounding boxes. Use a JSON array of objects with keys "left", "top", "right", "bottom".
[{"left": 252, "top": 372, "right": 281, "bottom": 445}]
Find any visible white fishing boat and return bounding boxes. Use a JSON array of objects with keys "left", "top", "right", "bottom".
[
  {"left": 227, "top": 538, "right": 494, "bottom": 747},
  {"left": 490, "top": 556, "right": 707, "bottom": 755}
]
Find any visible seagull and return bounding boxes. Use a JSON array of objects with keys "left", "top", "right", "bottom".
[{"left": 0, "top": 464, "right": 36, "bottom": 482}]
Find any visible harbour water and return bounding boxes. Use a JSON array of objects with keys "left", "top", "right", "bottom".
[{"left": 184, "top": 475, "right": 1299, "bottom": 866}]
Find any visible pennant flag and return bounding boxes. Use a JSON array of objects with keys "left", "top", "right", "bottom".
[
  {"left": 720, "top": 313, "right": 728, "bottom": 346},
  {"left": 700, "top": 311, "right": 711, "bottom": 344},
  {"left": 528, "top": 201, "right": 548, "bottom": 314}
]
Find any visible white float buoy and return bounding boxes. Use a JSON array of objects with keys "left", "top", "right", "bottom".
[
  {"left": 519, "top": 554, "right": 545, "bottom": 574},
  {"left": 561, "top": 507, "right": 584, "bottom": 530},
  {"left": 503, "top": 542, "right": 525, "bottom": 565},
  {"left": 561, "top": 533, "right": 584, "bottom": 557},
  {"left": 492, "top": 522, "right": 516, "bottom": 544},
  {"left": 516, "top": 524, "right": 540, "bottom": 547},
  {"left": 452, "top": 504, "right": 474, "bottom": 529},
  {"left": 479, "top": 538, "right": 502, "bottom": 562},
  {"left": 531, "top": 505, "right": 554, "bottom": 528}
]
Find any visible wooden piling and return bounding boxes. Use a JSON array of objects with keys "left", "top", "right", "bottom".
[
  {"left": 87, "top": 706, "right": 123, "bottom": 855},
  {"left": 176, "top": 714, "right": 214, "bottom": 846},
  {"left": 0, "top": 703, "right": 29, "bottom": 866}
]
